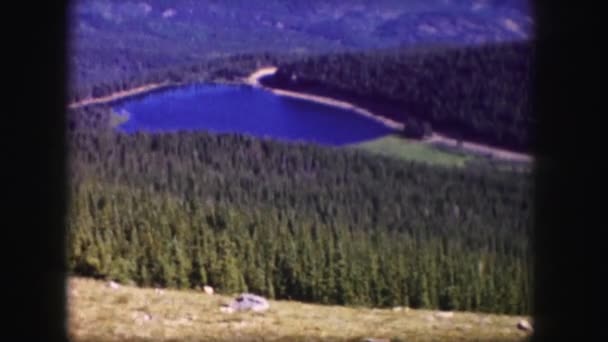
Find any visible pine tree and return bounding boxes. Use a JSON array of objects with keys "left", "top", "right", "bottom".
[
  {"left": 439, "top": 285, "right": 460, "bottom": 311},
  {"left": 188, "top": 230, "right": 208, "bottom": 288},
  {"left": 412, "top": 271, "right": 431, "bottom": 309},
  {"left": 319, "top": 238, "right": 336, "bottom": 304},
  {"left": 243, "top": 241, "right": 266, "bottom": 294},
  {"left": 215, "top": 233, "right": 244, "bottom": 294},
  {"left": 334, "top": 241, "right": 354, "bottom": 305}
]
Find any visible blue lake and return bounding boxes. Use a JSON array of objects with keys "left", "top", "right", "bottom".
[{"left": 114, "top": 84, "right": 396, "bottom": 146}]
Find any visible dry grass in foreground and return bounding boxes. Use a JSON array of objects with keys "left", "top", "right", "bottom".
[{"left": 68, "top": 277, "right": 532, "bottom": 342}]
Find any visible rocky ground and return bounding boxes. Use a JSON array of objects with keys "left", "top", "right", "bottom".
[{"left": 67, "top": 277, "right": 533, "bottom": 342}]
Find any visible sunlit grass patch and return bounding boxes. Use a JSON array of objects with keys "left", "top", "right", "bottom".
[
  {"left": 352, "top": 135, "right": 471, "bottom": 167},
  {"left": 68, "top": 277, "right": 532, "bottom": 342}
]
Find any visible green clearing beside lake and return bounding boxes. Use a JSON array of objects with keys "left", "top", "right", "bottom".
[{"left": 352, "top": 135, "right": 472, "bottom": 167}]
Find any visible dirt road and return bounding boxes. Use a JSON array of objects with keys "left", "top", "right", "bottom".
[{"left": 68, "top": 82, "right": 171, "bottom": 109}]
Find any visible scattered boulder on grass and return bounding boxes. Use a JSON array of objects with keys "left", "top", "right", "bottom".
[
  {"left": 517, "top": 319, "right": 533, "bottom": 332},
  {"left": 132, "top": 311, "right": 152, "bottom": 325},
  {"left": 203, "top": 285, "right": 214, "bottom": 295},
  {"left": 219, "top": 305, "right": 235, "bottom": 314},
  {"left": 435, "top": 311, "right": 454, "bottom": 319},
  {"left": 222, "top": 293, "right": 270, "bottom": 313},
  {"left": 107, "top": 281, "right": 120, "bottom": 289}
]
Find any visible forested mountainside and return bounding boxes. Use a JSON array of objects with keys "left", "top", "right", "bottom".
[
  {"left": 263, "top": 40, "right": 535, "bottom": 152},
  {"left": 69, "top": 0, "right": 533, "bottom": 93},
  {"left": 70, "top": 40, "right": 535, "bottom": 156},
  {"left": 66, "top": 0, "right": 536, "bottom": 318},
  {"left": 66, "top": 106, "right": 533, "bottom": 315},
  {"left": 68, "top": 53, "right": 296, "bottom": 104}
]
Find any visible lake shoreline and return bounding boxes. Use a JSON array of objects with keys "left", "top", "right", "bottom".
[
  {"left": 68, "top": 82, "right": 174, "bottom": 109},
  {"left": 245, "top": 67, "right": 404, "bottom": 131},
  {"left": 252, "top": 66, "right": 533, "bottom": 164},
  {"left": 67, "top": 66, "right": 533, "bottom": 164},
  {"left": 68, "top": 79, "right": 244, "bottom": 109}
]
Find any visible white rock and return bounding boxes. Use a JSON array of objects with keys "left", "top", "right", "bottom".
[
  {"left": 517, "top": 319, "right": 533, "bottom": 332},
  {"left": 203, "top": 285, "right": 214, "bottom": 295},
  {"left": 251, "top": 304, "right": 269, "bottom": 312},
  {"left": 435, "top": 311, "right": 454, "bottom": 319},
  {"left": 228, "top": 293, "right": 270, "bottom": 312},
  {"left": 392, "top": 306, "right": 403, "bottom": 312},
  {"left": 107, "top": 281, "right": 120, "bottom": 289},
  {"left": 220, "top": 306, "right": 235, "bottom": 314},
  {"left": 154, "top": 288, "right": 164, "bottom": 295},
  {"left": 132, "top": 311, "right": 152, "bottom": 325}
]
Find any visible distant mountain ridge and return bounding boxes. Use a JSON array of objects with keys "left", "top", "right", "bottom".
[
  {"left": 68, "top": 1, "right": 533, "bottom": 92},
  {"left": 71, "top": 0, "right": 533, "bottom": 45}
]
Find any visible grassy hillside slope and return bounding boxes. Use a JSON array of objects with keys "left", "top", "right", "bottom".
[{"left": 68, "top": 277, "right": 532, "bottom": 342}]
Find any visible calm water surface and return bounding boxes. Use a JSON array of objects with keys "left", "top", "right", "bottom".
[{"left": 114, "top": 84, "right": 396, "bottom": 146}]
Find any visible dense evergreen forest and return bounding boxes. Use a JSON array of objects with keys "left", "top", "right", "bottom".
[
  {"left": 68, "top": 53, "right": 299, "bottom": 104},
  {"left": 263, "top": 40, "right": 535, "bottom": 152},
  {"left": 66, "top": 105, "right": 533, "bottom": 315},
  {"left": 70, "top": 41, "right": 536, "bottom": 156},
  {"left": 67, "top": 2, "right": 536, "bottom": 315}
]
